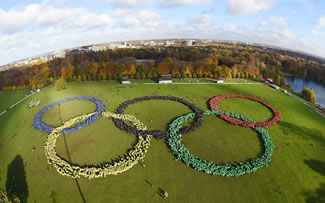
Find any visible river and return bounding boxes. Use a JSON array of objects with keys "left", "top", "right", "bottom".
[{"left": 284, "top": 76, "right": 325, "bottom": 107}]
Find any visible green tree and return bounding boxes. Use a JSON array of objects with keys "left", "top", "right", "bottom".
[
  {"left": 274, "top": 75, "right": 281, "bottom": 85},
  {"left": 141, "top": 72, "right": 147, "bottom": 79},
  {"left": 302, "top": 87, "right": 317, "bottom": 104},
  {"left": 55, "top": 78, "right": 67, "bottom": 91}
]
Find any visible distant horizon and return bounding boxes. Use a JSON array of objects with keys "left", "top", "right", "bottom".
[
  {"left": 1, "top": 0, "right": 325, "bottom": 66},
  {"left": 1, "top": 38, "right": 325, "bottom": 67}
]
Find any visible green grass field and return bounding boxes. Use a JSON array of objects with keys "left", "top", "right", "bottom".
[
  {"left": 0, "top": 90, "right": 29, "bottom": 112},
  {"left": 0, "top": 81, "right": 324, "bottom": 202}
]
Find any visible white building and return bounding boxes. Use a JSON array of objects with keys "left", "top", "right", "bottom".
[
  {"left": 144, "top": 41, "right": 157, "bottom": 46},
  {"left": 164, "top": 40, "right": 174, "bottom": 46},
  {"left": 121, "top": 77, "right": 131, "bottom": 84},
  {"left": 54, "top": 50, "right": 66, "bottom": 58},
  {"left": 159, "top": 74, "right": 172, "bottom": 84}
]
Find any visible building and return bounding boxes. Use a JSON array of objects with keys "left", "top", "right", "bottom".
[
  {"left": 164, "top": 40, "right": 174, "bottom": 46},
  {"left": 40, "top": 54, "right": 54, "bottom": 62},
  {"left": 144, "top": 41, "right": 157, "bottom": 46},
  {"left": 182, "top": 40, "right": 194, "bottom": 46},
  {"left": 54, "top": 50, "right": 66, "bottom": 58},
  {"left": 217, "top": 77, "right": 224, "bottom": 84},
  {"left": 265, "top": 78, "right": 273, "bottom": 85},
  {"left": 121, "top": 77, "right": 131, "bottom": 84},
  {"left": 159, "top": 74, "right": 172, "bottom": 84}
]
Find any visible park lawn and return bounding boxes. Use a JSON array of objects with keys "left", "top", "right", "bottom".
[
  {"left": 0, "top": 81, "right": 324, "bottom": 202},
  {"left": 0, "top": 90, "right": 29, "bottom": 112}
]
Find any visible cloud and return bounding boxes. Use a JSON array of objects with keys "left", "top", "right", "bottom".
[
  {"left": 122, "top": 10, "right": 161, "bottom": 29},
  {"left": 0, "top": 4, "right": 39, "bottom": 33},
  {"left": 311, "top": 16, "right": 325, "bottom": 39},
  {"left": 201, "top": 8, "right": 216, "bottom": 15},
  {"left": 189, "top": 15, "right": 211, "bottom": 26},
  {"left": 112, "top": 8, "right": 133, "bottom": 17},
  {"left": 256, "top": 20, "right": 267, "bottom": 28},
  {"left": 105, "top": 0, "right": 151, "bottom": 7},
  {"left": 160, "top": 0, "right": 212, "bottom": 8},
  {"left": 270, "top": 16, "right": 288, "bottom": 29},
  {"left": 227, "top": 0, "right": 276, "bottom": 16},
  {"left": 0, "top": 2, "right": 114, "bottom": 34},
  {"left": 316, "top": 16, "right": 325, "bottom": 28},
  {"left": 74, "top": 13, "right": 113, "bottom": 29}
]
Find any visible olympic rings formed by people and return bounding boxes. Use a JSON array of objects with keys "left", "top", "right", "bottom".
[
  {"left": 209, "top": 95, "right": 281, "bottom": 128},
  {"left": 168, "top": 110, "right": 274, "bottom": 177},
  {"left": 34, "top": 97, "right": 106, "bottom": 134},
  {"left": 113, "top": 96, "right": 203, "bottom": 139},
  {"left": 44, "top": 111, "right": 152, "bottom": 179},
  {"left": 34, "top": 94, "right": 281, "bottom": 178}
]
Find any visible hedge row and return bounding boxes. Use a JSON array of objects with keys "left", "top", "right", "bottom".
[
  {"left": 209, "top": 95, "right": 281, "bottom": 128},
  {"left": 168, "top": 110, "right": 274, "bottom": 177},
  {"left": 44, "top": 112, "right": 152, "bottom": 179}
]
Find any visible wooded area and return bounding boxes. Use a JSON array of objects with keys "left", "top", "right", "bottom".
[{"left": 1, "top": 46, "right": 325, "bottom": 91}]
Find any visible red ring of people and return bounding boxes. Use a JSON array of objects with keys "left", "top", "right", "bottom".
[{"left": 209, "top": 95, "right": 281, "bottom": 128}]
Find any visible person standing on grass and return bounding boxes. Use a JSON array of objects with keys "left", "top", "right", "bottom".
[{"left": 164, "top": 191, "right": 168, "bottom": 199}]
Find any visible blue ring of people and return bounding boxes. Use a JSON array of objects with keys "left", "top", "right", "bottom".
[{"left": 33, "top": 97, "right": 106, "bottom": 134}]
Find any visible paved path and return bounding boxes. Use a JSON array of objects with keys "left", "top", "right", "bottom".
[
  {"left": 283, "top": 89, "right": 325, "bottom": 118},
  {"left": 132, "top": 82, "right": 263, "bottom": 85},
  {"left": 0, "top": 92, "right": 35, "bottom": 117}
]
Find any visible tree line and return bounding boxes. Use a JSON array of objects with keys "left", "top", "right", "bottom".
[{"left": 1, "top": 46, "right": 325, "bottom": 91}]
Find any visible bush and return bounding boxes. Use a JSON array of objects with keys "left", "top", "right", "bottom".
[
  {"left": 55, "top": 78, "right": 67, "bottom": 91},
  {"left": 302, "top": 87, "right": 317, "bottom": 104}
]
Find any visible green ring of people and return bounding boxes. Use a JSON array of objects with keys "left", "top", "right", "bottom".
[{"left": 167, "top": 110, "right": 275, "bottom": 177}]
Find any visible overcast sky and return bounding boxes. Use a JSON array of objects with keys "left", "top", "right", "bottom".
[{"left": 1, "top": 0, "right": 325, "bottom": 65}]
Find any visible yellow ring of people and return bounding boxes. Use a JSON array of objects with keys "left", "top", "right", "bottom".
[{"left": 44, "top": 111, "right": 152, "bottom": 179}]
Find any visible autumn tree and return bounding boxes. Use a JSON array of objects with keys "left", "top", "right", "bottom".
[
  {"left": 40, "top": 65, "right": 50, "bottom": 83},
  {"left": 126, "top": 64, "right": 136, "bottom": 75},
  {"left": 220, "top": 65, "right": 232, "bottom": 79},
  {"left": 302, "top": 87, "right": 316, "bottom": 104},
  {"left": 157, "top": 63, "right": 170, "bottom": 75},
  {"left": 55, "top": 78, "right": 67, "bottom": 91},
  {"left": 88, "top": 63, "right": 99, "bottom": 78},
  {"left": 67, "top": 64, "right": 75, "bottom": 80},
  {"left": 61, "top": 67, "right": 68, "bottom": 79},
  {"left": 184, "top": 64, "right": 194, "bottom": 74}
]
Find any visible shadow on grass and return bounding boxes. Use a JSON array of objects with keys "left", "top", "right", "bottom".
[
  {"left": 301, "top": 183, "right": 325, "bottom": 203},
  {"left": 157, "top": 187, "right": 165, "bottom": 199},
  {"left": 304, "top": 159, "right": 325, "bottom": 176},
  {"left": 59, "top": 105, "right": 86, "bottom": 203},
  {"left": 278, "top": 121, "right": 325, "bottom": 146},
  {"left": 5, "top": 155, "right": 28, "bottom": 203}
]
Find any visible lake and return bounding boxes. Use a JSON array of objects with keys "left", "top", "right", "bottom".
[{"left": 285, "top": 76, "right": 325, "bottom": 107}]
